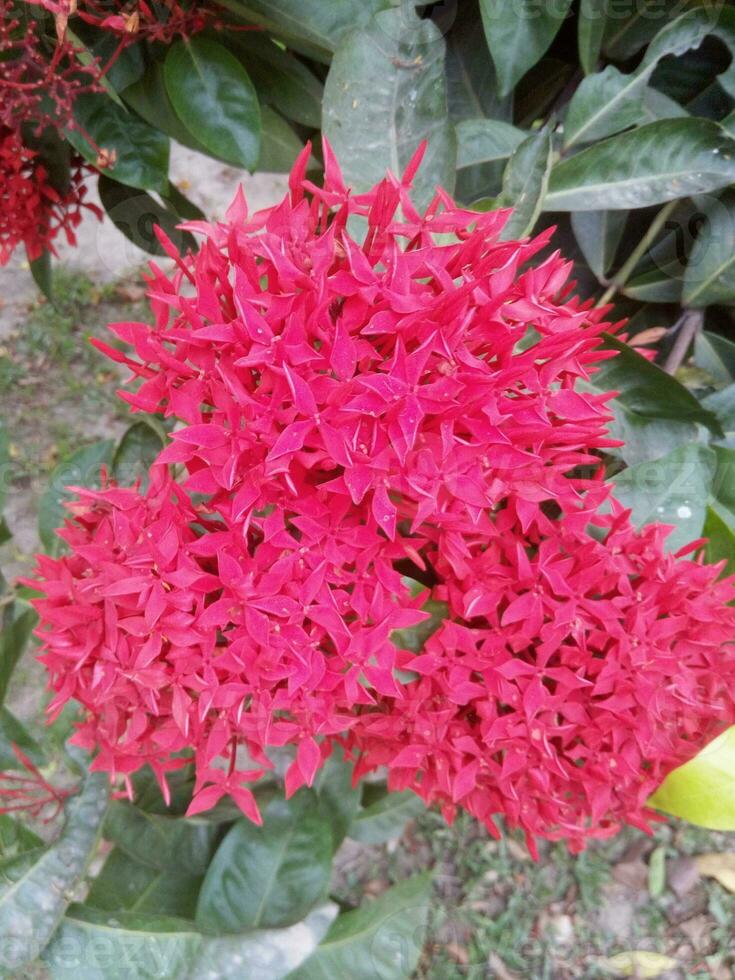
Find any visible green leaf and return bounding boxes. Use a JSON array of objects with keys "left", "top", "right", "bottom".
[
  {"left": 648, "top": 845, "right": 667, "bottom": 898},
  {"left": 683, "top": 191, "right": 735, "bottom": 307},
  {"left": 694, "top": 329, "right": 735, "bottom": 385},
  {"left": 579, "top": 0, "right": 609, "bottom": 74},
  {"left": 38, "top": 440, "right": 115, "bottom": 555},
  {"left": 215, "top": 0, "right": 388, "bottom": 62},
  {"left": 703, "top": 505, "right": 735, "bottom": 575},
  {"left": 43, "top": 906, "right": 201, "bottom": 980},
  {"left": 593, "top": 335, "right": 722, "bottom": 432},
  {"left": 98, "top": 176, "right": 196, "bottom": 259},
  {"left": 0, "top": 816, "right": 42, "bottom": 862},
  {"left": 289, "top": 873, "right": 433, "bottom": 980},
  {"left": 650, "top": 725, "right": 735, "bottom": 829},
  {"left": 313, "top": 753, "right": 361, "bottom": 850},
  {"left": 322, "top": 6, "right": 456, "bottom": 212},
  {"left": 258, "top": 107, "right": 305, "bottom": 174},
  {"left": 611, "top": 443, "right": 715, "bottom": 552},
  {"left": 566, "top": 7, "right": 732, "bottom": 147},
  {"left": 164, "top": 37, "right": 261, "bottom": 171},
  {"left": 546, "top": 119, "right": 735, "bottom": 212},
  {"left": 87, "top": 848, "right": 203, "bottom": 918},
  {"left": 0, "top": 607, "right": 35, "bottom": 709},
  {"left": 570, "top": 210, "right": 627, "bottom": 281},
  {"left": 564, "top": 65, "right": 650, "bottom": 148},
  {"left": 196, "top": 793, "right": 333, "bottom": 933},
  {"left": 0, "top": 771, "right": 108, "bottom": 973},
  {"left": 28, "top": 249, "right": 53, "bottom": 301},
  {"left": 189, "top": 903, "right": 338, "bottom": 980},
  {"left": 446, "top": 3, "right": 512, "bottom": 123},
  {"left": 0, "top": 707, "right": 44, "bottom": 770},
  {"left": 67, "top": 94, "right": 170, "bottom": 193},
  {"left": 161, "top": 184, "right": 206, "bottom": 223},
  {"left": 456, "top": 120, "right": 526, "bottom": 170},
  {"left": 225, "top": 33, "right": 323, "bottom": 129},
  {"left": 104, "top": 801, "right": 221, "bottom": 875},
  {"left": 479, "top": 0, "right": 574, "bottom": 98},
  {"left": 112, "top": 420, "right": 166, "bottom": 488},
  {"left": 622, "top": 267, "right": 682, "bottom": 303},
  {"left": 498, "top": 128, "right": 552, "bottom": 240},
  {"left": 603, "top": 0, "right": 693, "bottom": 60},
  {"left": 122, "top": 62, "right": 211, "bottom": 156},
  {"left": 348, "top": 789, "right": 424, "bottom": 845}
]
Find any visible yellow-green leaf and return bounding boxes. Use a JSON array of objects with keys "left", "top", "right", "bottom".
[
  {"left": 601, "top": 950, "right": 678, "bottom": 978},
  {"left": 649, "top": 726, "right": 735, "bottom": 829}
]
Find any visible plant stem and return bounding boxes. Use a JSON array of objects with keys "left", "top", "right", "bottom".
[
  {"left": 662, "top": 309, "right": 703, "bottom": 375},
  {"left": 596, "top": 200, "right": 678, "bottom": 307}
]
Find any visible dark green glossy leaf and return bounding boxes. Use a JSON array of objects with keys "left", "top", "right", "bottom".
[
  {"left": 323, "top": 6, "right": 456, "bottom": 212},
  {"left": 612, "top": 443, "right": 715, "bottom": 552},
  {"left": 313, "top": 753, "right": 361, "bottom": 849},
  {"left": 622, "top": 267, "right": 682, "bottom": 303},
  {"left": 161, "top": 183, "right": 206, "bottom": 222},
  {"left": 67, "top": 94, "right": 170, "bottom": 193},
  {"left": 122, "top": 62, "right": 210, "bottom": 156},
  {"left": 498, "top": 128, "right": 552, "bottom": 239},
  {"left": 87, "top": 848, "right": 203, "bottom": 918},
  {"left": 215, "top": 0, "right": 387, "bottom": 62},
  {"left": 258, "top": 107, "right": 305, "bottom": 173},
  {"left": 683, "top": 191, "right": 735, "bottom": 306},
  {"left": 0, "top": 707, "right": 44, "bottom": 770},
  {"left": 602, "top": 0, "right": 694, "bottom": 60},
  {"left": 0, "top": 771, "right": 108, "bottom": 974},
  {"left": 594, "top": 335, "right": 721, "bottom": 432},
  {"left": 479, "top": 0, "right": 574, "bottom": 97},
  {"left": 28, "top": 249, "right": 53, "bottom": 302},
  {"left": 225, "top": 32, "right": 323, "bottom": 129},
  {"left": 348, "top": 789, "right": 424, "bottom": 845},
  {"left": 570, "top": 210, "right": 627, "bottom": 282},
  {"left": 579, "top": 0, "right": 609, "bottom": 74},
  {"left": 190, "top": 903, "right": 337, "bottom": 980},
  {"left": 38, "top": 440, "right": 115, "bottom": 555},
  {"left": 112, "top": 420, "right": 166, "bottom": 488},
  {"left": 98, "top": 175, "right": 196, "bottom": 258},
  {"left": 546, "top": 119, "right": 735, "bottom": 212},
  {"left": 196, "top": 793, "right": 332, "bottom": 932},
  {"left": 566, "top": 7, "right": 732, "bottom": 147},
  {"left": 445, "top": 3, "right": 512, "bottom": 123},
  {"left": 104, "top": 801, "right": 221, "bottom": 875},
  {"left": 289, "top": 874, "right": 432, "bottom": 980},
  {"left": 43, "top": 906, "right": 200, "bottom": 979},
  {"left": 694, "top": 330, "right": 735, "bottom": 385},
  {"left": 164, "top": 37, "right": 261, "bottom": 170}
]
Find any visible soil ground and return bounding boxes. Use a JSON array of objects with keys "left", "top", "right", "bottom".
[{"left": 1, "top": 146, "right": 734, "bottom": 980}]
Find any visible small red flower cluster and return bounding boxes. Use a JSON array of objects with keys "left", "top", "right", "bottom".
[
  {"left": 26, "top": 0, "right": 208, "bottom": 45},
  {"left": 1, "top": 1, "right": 100, "bottom": 135},
  {"left": 0, "top": 1, "right": 104, "bottom": 264},
  {"left": 0, "top": 129, "right": 99, "bottom": 264},
  {"left": 27, "top": 143, "right": 735, "bottom": 850}
]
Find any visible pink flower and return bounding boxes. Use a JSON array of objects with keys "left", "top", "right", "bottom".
[{"left": 26, "top": 140, "right": 735, "bottom": 850}]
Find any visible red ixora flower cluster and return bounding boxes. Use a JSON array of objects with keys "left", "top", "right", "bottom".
[
  {"left": 0, "top": 129, "right": 100, "bottom": 264},
  {"left": 26, "top": 142, "right": 735, "bottom": 852}
]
